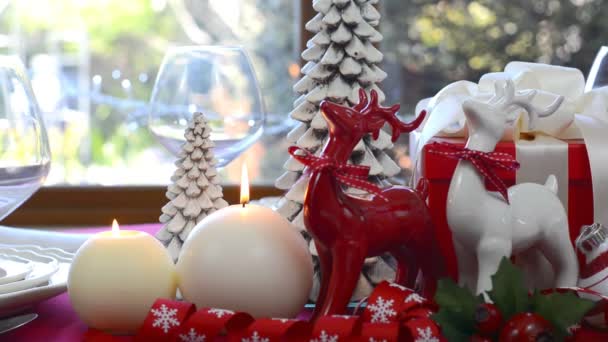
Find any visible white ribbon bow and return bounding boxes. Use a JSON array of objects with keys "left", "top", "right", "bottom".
[
  {"left": 413, "top": 61, "right": 608, "bottom": 225},
  {"left": 415, "top": 62, "right": 608, "bottom": 145}
]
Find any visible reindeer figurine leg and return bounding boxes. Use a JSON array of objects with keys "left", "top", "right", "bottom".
[
  {"left": 538, "top": 225, "right": 578, "bottom": 287},
  {"left": 476, "top": 238, "right": 512, "bottom": 294},
  {"left": 314, "top": 241, "right": 367, "bottom": 317},
  {"left": 417, "top": 247, "right": 444, "bottom": 297},
  {"left": 454, "top": 240, "right": 478, "bottom": 290},
  {"left": 391, "top": 248, "right": 418, "bottom": 289},
  {"left": 312, "top": 243, "right": 332, "bottom": 320}
]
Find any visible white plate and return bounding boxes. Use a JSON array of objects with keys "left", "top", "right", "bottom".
[
  {"left": 0, "top": 252, "right": 58, "bottom": 294},
  {"left": 0, "top": 244, "right": 73, "bottom": 317},
  {"left": 0, "top": 258, "right": 33, "bottom": 285}
]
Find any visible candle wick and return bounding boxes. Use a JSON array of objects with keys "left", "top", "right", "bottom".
[{"left": 242, "top": 202, "right": 246, "bottom": 208}]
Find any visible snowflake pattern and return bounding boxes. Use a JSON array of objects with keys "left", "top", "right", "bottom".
[
  {"left": 208, "top": 308, "right": 234, "bottom": 318},
  {"left": 310, "top": 330, "right": 338, "bottom": 342},
  {"left": 405, "top": 293, "right": 425, "bottom": 304},
  {"left": 179, "top": 328, "right": 206, "bottom": 342},
  {"left": 151, "top": 304, "right": 180, "bottom": 333},
  {"left": 369, "top": 338, "right": 387, "bottom": 342},
  {"left": 367, "top": 296, "right": 397, "bottom": 323},
  {"left": 414, "top": 327, "right": 439, "bottom": 342},
  {"left": 242, "top": 331, "right": 269, "bottom": 342}
]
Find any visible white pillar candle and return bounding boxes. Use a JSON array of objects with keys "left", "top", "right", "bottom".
[
  {"left": 176, "top": 164, "right": 313, "bottom": 318},
  {"left": 68, "top": 220, "right": 177, "bottom": 334}
]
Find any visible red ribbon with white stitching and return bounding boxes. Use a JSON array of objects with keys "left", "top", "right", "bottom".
[
  {"left": 288, "top": 146, "right": 387, "bottom": 201},
  {"left": 426, "top": 141, "right": 520, "bottom": 203}
]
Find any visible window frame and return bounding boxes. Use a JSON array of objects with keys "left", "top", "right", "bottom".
[{"left": 4, "top": 185, "right": 282, "bottom": 226}]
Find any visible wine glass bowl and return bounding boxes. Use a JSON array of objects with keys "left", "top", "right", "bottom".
[
  {"left": 0, "top": 56, "right": 51, "bottom": 221},
  {"left": 586, "top": 46, "right": 608, "bottom": 91},
  {"left": 148, "top": 46, "right": 265, "bottom": 167}
]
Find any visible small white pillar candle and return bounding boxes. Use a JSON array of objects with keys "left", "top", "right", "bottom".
[{"left": 68, "top": 220, "right": 177, "bottom": 334}]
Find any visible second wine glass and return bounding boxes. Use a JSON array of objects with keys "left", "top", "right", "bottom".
[
  {"left": 586, "top": 46, "right": 608, "bottom": 91},
  {"left": 0, "top": 56, "right": 51, "bottom": 222},
  {"left": 148, "top": 46, "right": 265, "bottom": 167}
]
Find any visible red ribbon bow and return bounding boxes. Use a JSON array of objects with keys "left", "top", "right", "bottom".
[
  {"left": 426, "top": 141, "right": 520, "bottom": 203},
  {"left": 288, "top": 146, "right": 388, "bottom": 201}
]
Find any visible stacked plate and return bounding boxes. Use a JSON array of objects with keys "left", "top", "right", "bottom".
[{"left": 0, "top": 244, "right": 73, "bottom": 317}]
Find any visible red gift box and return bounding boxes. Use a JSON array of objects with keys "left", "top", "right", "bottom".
[{"left": 420, "top": 137, "right": 594, "bottom": 279}]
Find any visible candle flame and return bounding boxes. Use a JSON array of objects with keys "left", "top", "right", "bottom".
[
  {"left": 240, "top": 163, "right": 249, "bottom": 206},
  {"left": 112, "top": 219, "right": 120, "bottom": 234}
]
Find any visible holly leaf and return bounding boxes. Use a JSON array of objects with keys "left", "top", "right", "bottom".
[
  {"left": 531, "top": 290, "right": 595, "bottom": 337},
  {"left": 431, "top": 309, "right": 470, "bottom": 342},
  {"left": 487, "top": 257, "right": 529, "bottom": 319},
  {"left": 432, "top": 278, "right": 481, "bottom": 335}
]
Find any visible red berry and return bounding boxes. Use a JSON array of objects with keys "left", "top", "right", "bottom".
[
  {"left": 475, "top": 303, "right": 503, "bottom": 335},
  {"left": 499, "top": 312, "right": 555, "bottom": 342},
  {"left": 471, "top": 334, "right": 493, "bottom": 342}
]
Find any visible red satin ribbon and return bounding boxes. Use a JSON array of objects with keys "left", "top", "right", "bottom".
[
  {"left": 288, "top": 146, "right": 388, "bottom": 201},
  {"left": 117, "top": 284, "right": 608, "bottom": 341},
  {"left": 133, "top": 281, "right": 441, "bottom": 341},
  {"left": 426, "top": 141, "right": 520, "bottom": 203}
]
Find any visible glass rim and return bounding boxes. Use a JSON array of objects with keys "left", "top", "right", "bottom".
[
  {"left": 150, "top": 44, "right": 267, "bottom": 127},
  {"left": 585, "top": 46, "right": 608, "bottom": 92},
  {"left": 165, "top": 45, "right": 250, "bottom": 56}
]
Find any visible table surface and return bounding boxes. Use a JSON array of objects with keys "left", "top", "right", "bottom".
[
  {"left": 3, "top": 223, "right": 162, "bottom": 342},
  {"left": 5, "top": 224, "right": 608, "bottom": 341}
]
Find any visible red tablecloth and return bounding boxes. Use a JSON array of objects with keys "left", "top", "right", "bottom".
[{"left": 4, "top": 224, "right": 162, "bottom": 342}]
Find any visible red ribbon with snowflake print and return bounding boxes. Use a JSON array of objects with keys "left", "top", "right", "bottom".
[
  {"left": 127, "top": 281, "right": 442, "bottom": 342},
  {"left": 176, "top": 308, "right": 254, "bottom": 341},
  {"left": 362, "top": 281, "right": 442, "bottom": 342},
  {"left": 231, "top": 318, "right": 312, "bottom": 342},
  {"left": 135, "top": 299, "right": 195, "bottom": 342}
]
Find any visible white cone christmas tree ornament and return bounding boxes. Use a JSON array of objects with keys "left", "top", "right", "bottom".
[
  {"left": 576, "top": 222, "right": 608, "bottom": 328},
  {"left": 274, "top": 0, "right": 398, "bottom": 301},
  {"left": 156, "top": 113, "right": 229, "bottom": 261}
]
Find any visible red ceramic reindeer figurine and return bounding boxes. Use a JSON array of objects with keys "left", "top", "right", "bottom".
[{"left": 290, "top": 90, "right": 446, "bottom": 318}]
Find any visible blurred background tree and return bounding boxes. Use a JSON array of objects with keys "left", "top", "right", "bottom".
[{"left": 382, "top": 0, "right": 608, "bottom": 112}]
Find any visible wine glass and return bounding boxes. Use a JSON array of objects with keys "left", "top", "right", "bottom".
[
  {"left": 148, "top": 46, "right": 265, "bottom": 167},
  {"left": 586, "top": 46, "right": 608, "bottom": 91},
  {"left": 0, "top": 56, "right": 51, "bottom": 221}
]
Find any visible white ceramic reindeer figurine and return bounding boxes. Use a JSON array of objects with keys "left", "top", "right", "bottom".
[{"left": 441, "top": 80, "right": 578, "bottom": 294}]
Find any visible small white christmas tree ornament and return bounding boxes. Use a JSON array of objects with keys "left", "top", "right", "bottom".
[
  {"left": 275, "top": 0, "right": 397, "bottom": 300},
  {"left": 156, "top": 113, "right": 229, "bottom": 260}
]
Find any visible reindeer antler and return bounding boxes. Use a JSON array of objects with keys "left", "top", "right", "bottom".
[
  {"left": 354, "top": 89, "right": 426, "bottom": 142},
  {"left": 353, "top": 89, "right": 369, "bottom": 113},
  {"left": 491, "top": 80, "right": 564, "bottom": 129}
]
